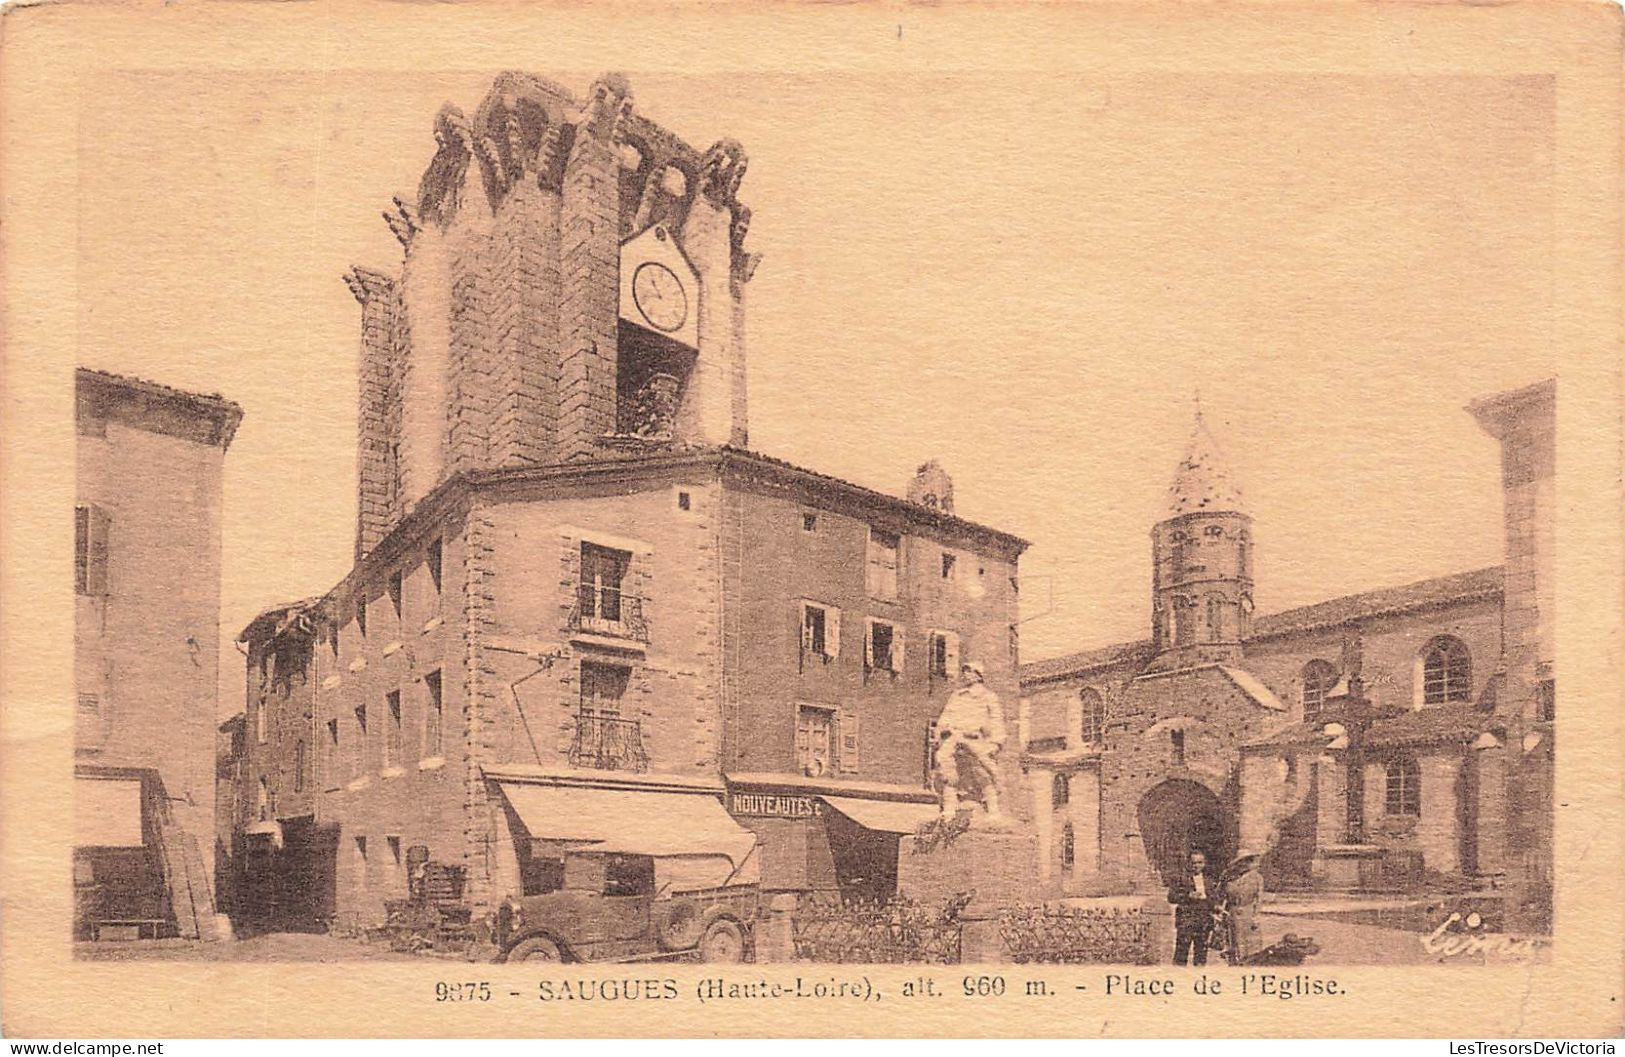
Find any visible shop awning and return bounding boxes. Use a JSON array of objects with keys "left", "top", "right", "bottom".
[
  {"left": 75, "top": 777, "right": 144, "bottom": 848},
  {"left": 496, "top": 782, "right": 756, "bottom": 866},
  {"left": 821, "top": 795, "right": 938, "bottom": 835}
]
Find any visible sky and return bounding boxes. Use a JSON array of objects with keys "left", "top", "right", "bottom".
[{"left": 72, "top": 69, "right": 1556, "bottom": 718}]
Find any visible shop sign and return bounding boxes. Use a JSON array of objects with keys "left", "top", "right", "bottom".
[{"left": 730, "top": 792, "right": 822, "bottom": 818}]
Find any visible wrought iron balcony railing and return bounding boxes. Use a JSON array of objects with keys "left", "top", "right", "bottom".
[
  {"left": 569, "top": 586, "right": 650, "bottom": 643},
  {"left": 569, "top": 713, "right": 650, "bottom": 773}
]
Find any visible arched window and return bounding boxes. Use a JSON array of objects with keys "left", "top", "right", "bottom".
[
  {"left": 1422, "top": 637, "right": 1472, "bottom": 705},
  {"left": 1384, "top": 756, "right": 1421, "bottom": 816},
  {"left": 1061, "top": 822, "right": 1076, "bottom": 870},
  {"left": 1170, "top": 530, "right": 1191, "bottom": 575},
  {"left": 1052, "top": 772, "right": 1070, "bottom": 808},
  {"left": 1204, "top": 593, "right": 1228, "bottom": 643},
  {"left": 1173, "top": 596, "right": 1195, "bottom": 645},
  {"left": 1301, "top": 660, "right": 1338, "bottom": 720},
  {"left": 1080, "top": 688, "right": 1106, "bottom": 745}
]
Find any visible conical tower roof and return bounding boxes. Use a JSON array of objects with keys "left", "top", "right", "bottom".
[{"left": 1165, "top": 409, "right": 1245, "bottom": 518}]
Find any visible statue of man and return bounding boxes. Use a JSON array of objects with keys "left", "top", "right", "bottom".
[{"left": 933, "top": 661, "right": 1007, "bottom": 822}]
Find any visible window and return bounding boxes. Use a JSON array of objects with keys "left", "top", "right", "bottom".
[
  {"left": 1204, "top": 594, "right": 1229, "bottom": 643},
  {"left": 866, "top": 619, "right": 902, "bottom": 673},
  {"left": 383, "top": 690, "right": 402, "bottom": 768},
  {"left": 866, "top": 529, "right": 899, "bottom": 600},
  {"left": 328, "top": 622, "right": 340, "bottom": 659},
  {"left": 1385, "top": 756, "right": 1421, "bottom": 815},
  {"left": 423, "top": 670, "right": 443, "bottom": 758},
  {"left": 326, "top": 719, "right": 340, "bottom": 784},
  {"left": 800, "top": 602, "right": 840, "bottom": 661},
  {"left": 353, "top": 704, "right": 368, "bottom": 775},
  {"left": 1052, "top": 772, "right": 1070, "bottom": 808},
  {"left": 928, "top": 631, "right": 959, "bottom": 679},
  {"left": 386, "top": 835, "right": 403, "bottom": 871},
  {"left": 1062, "top": 822, "right": 1076, "bottom": 870},
  {"left": 1301, "top": 660, "right": 1338, "bottom": 721},
  {"left": 293, "top": 740, "right": 306, "bottom": 793},
  {"left": 388, "top": 571, "right": 403, "bottom": 618},
  {"left": 1171, "top": 729, "right": 1186, "bottom": 767},
  {"left": 256, "top": 778, "right": 270, "bottom": 822},
  {"left": 941, "top": 553, "right": 956, "bottom": 580},
  {"left": 580, "top": 662, "right": 630, "bottom": 717},
  {"left": 1173, "top": 596, "right": 1195, "bottom": 645},
  {"left": 1537, "top": 679, "right": 1555, "bottom": 723},
  {"left": 74, "top": 504, "right": 111, "bottom": 596},
  {"left": 802, "top": 513, "right": 818, "bottom": 533},
  {"left": 427, "top": 539, "right": 443, "bottom": 595},
  {"left": 579, "top": 542, "right": 631, "bottom": 622},
  {"left": 676, "top": 490, "right": 691, "bottom": 512},
  {"left": 1422, "top": 637, "right": 1472, "bottom": 705},
  {"left": 354, "top": 835, "right": 368, "bottom": 885},
  {"left": 1080, "top": 688, "right": 1107, "bottom": 745},
  {"left": 77, "top": 693, "right": 100, "bottom": 716},
  {"left": 796, "top": 706, "right": 835, "bottom": 778},
  {"left": 356, "top": 598, "right": 368, "bottom": 637}
]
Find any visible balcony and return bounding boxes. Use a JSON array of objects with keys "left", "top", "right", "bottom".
[
  {"left": 568, "top": 587, "right": 650, "bottom": 646},
  {"left": 569, "top": 713, "right": 650, "bottom": 773}
]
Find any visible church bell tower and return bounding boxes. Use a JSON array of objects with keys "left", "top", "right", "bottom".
[{"left": 1149, "top": 409, "right": 1254, "bottom": 669}]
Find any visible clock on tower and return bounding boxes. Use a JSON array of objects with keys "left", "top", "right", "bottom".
[{"left": 618, "top": 225, "right": 699, "bottom": 349}]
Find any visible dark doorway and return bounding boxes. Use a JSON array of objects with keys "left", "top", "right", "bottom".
[
  {"left": 1137, "top": 779, "right": 1234, "bottom": 886},
  {"left": 825, "top": 810, "right": 899, "bottom": 905}
]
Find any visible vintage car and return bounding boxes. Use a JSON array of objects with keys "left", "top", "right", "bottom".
[{"left": 493, "top": 849, "right": 759, "bottom": 963}]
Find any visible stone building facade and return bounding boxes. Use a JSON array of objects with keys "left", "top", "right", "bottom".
[
  {"left": 1021, "top": 387, "right": 1553, "bottom": 926},
  {"left": 75, "top": 368, "right": 242, "bottom": 941},
  {"left": 223, "top": 73, "right": 1025, "bottom": 935}
]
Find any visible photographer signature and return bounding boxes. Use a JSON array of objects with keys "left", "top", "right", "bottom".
[{"left": 1421, "top": 910, "right": 1539, "bottom": 962}]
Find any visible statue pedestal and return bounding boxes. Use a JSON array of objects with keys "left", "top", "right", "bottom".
[{"left": 897, "top": 825, "right": 1042, "bottom": 907}]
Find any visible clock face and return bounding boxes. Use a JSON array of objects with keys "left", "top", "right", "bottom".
[{"left": 632, "top": 261, "right": 687, "bottom": 333}]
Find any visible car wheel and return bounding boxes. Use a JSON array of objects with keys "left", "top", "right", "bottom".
[
  {"left": 699, "top": 918, "right": 745, "bottom": 963},
  {"left": 507, "top": 936, "right": 563, "bottom": 962}
]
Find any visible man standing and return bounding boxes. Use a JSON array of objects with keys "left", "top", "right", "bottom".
[{"left": 1167, "top": 849, "right": 1216, "bottom": 966}]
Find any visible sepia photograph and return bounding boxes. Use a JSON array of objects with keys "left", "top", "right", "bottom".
[{"left": 2, "top": 0, "right": 1620, "bottom": 1041}]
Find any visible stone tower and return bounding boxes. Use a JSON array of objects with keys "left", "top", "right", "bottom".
[
  {"left": 1148, "top": 409, "right": 1253, "bottom": 668},
  {"left": 346, "top": 72, "right": 758, "bottom": 560}
]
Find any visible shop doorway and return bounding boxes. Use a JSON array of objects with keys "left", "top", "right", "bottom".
[
  {"left": 826, "top": 809, "right": 899, "bottom": 905},
  {"left": 1137, "top": 779, "right": 1233, "bottom": 886}
]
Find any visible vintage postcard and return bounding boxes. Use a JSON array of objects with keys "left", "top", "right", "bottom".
[{"left": 1, "top": 0, "right": 1621, "bottom": 1041}]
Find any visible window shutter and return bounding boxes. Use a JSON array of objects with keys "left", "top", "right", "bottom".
[
  {"left": 87, "top": 505, "right": 112, "bottom": 597},
  {"left": 839, "top": 708, "right": 860, "bottom": 773},
  {"left": 800, "top": 605, "right": 814, "bottom": 652},
  {"left": 864, "top": 623, "right": 875, "bottom": 669},
  {"left": 891, "top": 626, "right": 904, "bottom": 674},
  {"left": 827, "top": 607, "right": 841, "bottom": 659},
  {"left": 945, "top": 632, "right": 960, "bottom": 677}
]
